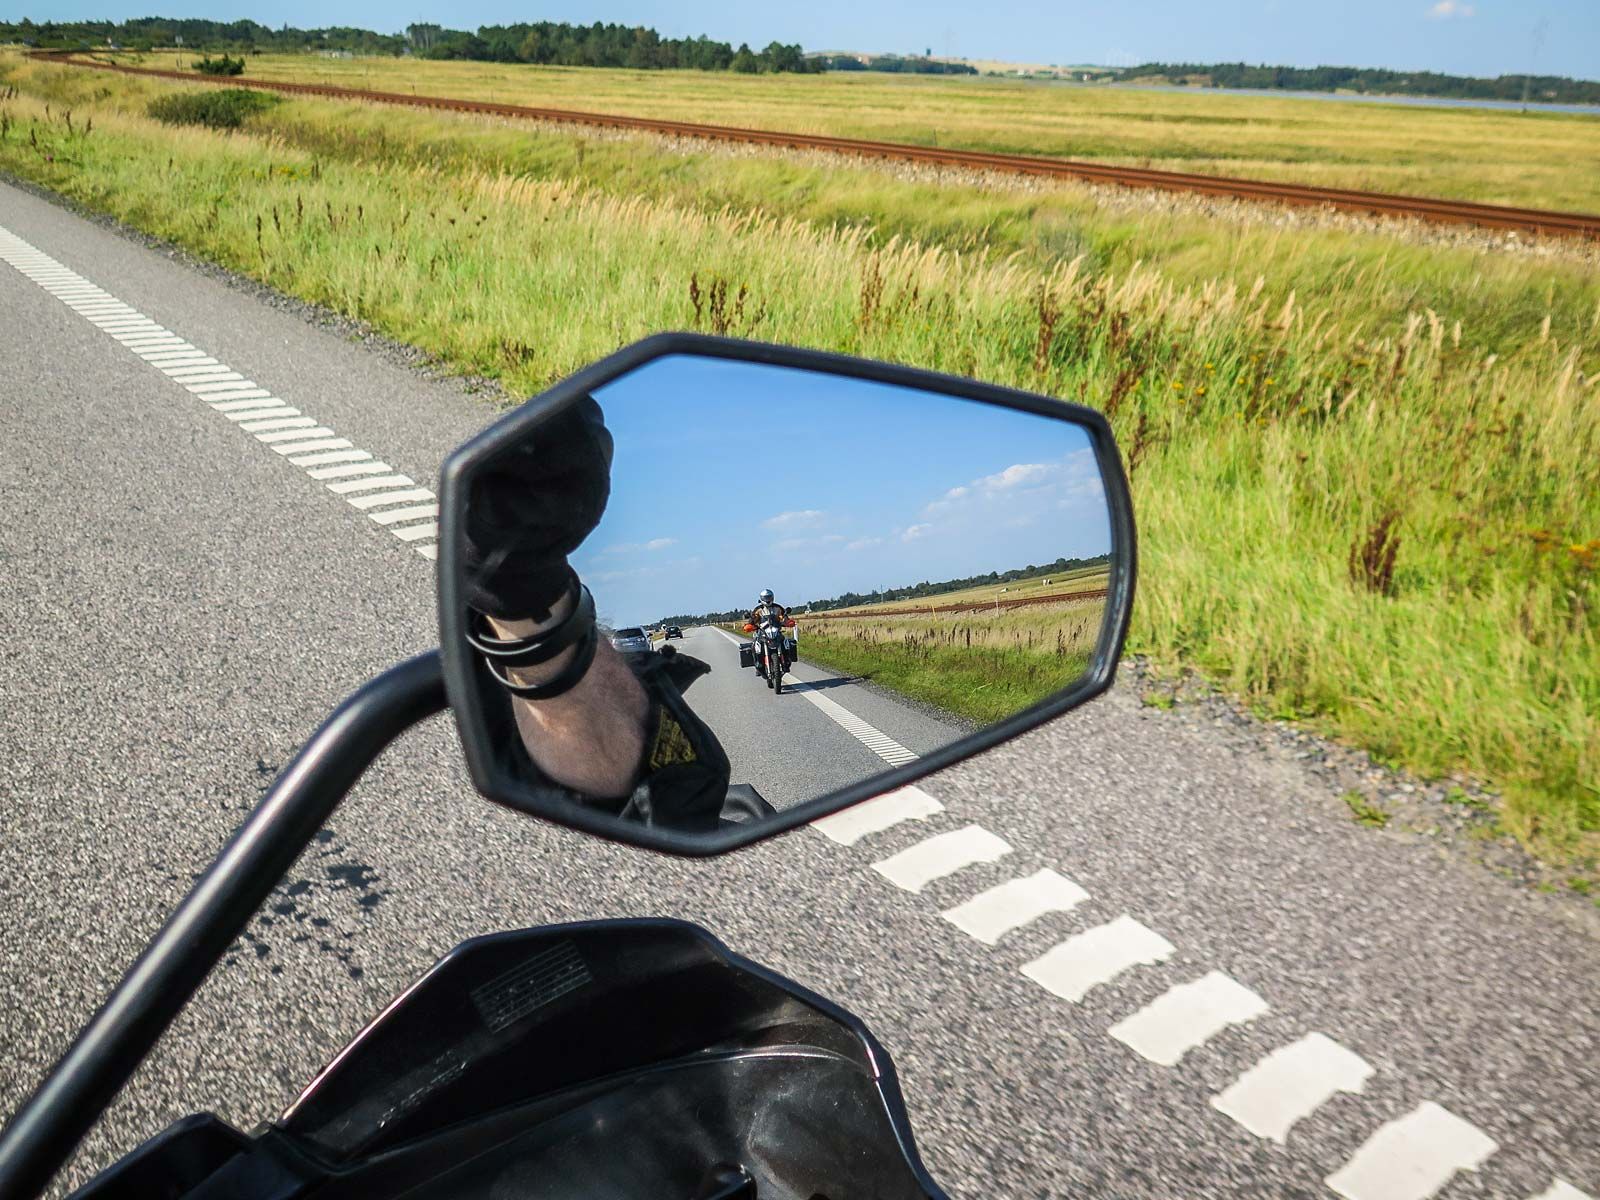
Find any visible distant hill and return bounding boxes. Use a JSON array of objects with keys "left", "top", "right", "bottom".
[{"left": 1118, "top": 61, "right": 1600, "bottom": 106}]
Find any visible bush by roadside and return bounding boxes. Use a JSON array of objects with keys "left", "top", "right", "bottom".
[{"left": 146, "top": 88, "right": 275, "bottom": 129}]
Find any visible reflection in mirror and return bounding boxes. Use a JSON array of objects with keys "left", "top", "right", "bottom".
[{"left": 460, "top": 354, "right": 1115, "bottom": 834}]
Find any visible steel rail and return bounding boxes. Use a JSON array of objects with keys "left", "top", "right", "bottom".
[{"left": 29, "top": 52, "right": 1600, "bottom": 241}]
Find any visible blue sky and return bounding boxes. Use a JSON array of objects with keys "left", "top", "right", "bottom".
[
  {"left": 578, "top": 355, "right": 1110, "bottom": 626},
  {"left": 13, "top": 0, "right": 1596, "bottom": 77}
]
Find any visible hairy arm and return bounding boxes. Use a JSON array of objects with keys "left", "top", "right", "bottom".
[{"left": 487, "top": 594, "right": 650, "bottom": 800}]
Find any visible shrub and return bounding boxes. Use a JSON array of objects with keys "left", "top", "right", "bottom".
[
  {"left": 195, "top": 54, "right": 245, "bottom": 77},
  {"left": 146, "top": 89, "right": 278, "bottom": 130}
]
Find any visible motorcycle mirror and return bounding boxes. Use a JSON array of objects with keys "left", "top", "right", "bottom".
[{"left": 438, "top": 334, "right": 1135, "bottom": 855}]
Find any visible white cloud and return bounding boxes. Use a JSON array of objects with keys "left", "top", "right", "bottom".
[
  {"left": 600, "top": 537, "right": 677, "bottom": 556},
  {"left": 902, "top": 524, "right": 933, "bottom": 542},
  {"left": 846, "top": 537, "right": 883, "bottom": 552},
  {"left": 1427, "top": 0, "right": 1475, "bottom": 17},
  {"left": 977, "top": 462, "right": 1052, "bottom": 493},
  {"left": 761, "top": 509, "right": 826, "bottom": 530},
  {"left": 773, "top": 534, "right": 846, "bottom": 553}
]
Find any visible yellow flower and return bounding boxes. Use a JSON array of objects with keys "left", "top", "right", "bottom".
[
  {"left": 1204, "top": 362, "right": 1215, "bottom": 370},
  {"left": 1171, "top": 381, "right": 1183, "bottom": 390},
  {"left": 1195, "top": 386, "right": 1207, "bottom": 396},
  {"left": 1264, "top": 377, "right": 1275, "bottom": 386}
]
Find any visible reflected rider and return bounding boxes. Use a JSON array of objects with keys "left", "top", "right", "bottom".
[
  {"left": 746, "top": 589, "right": 794, "bottom": 679},
  {"left": 459, "top": 395, "right": 743, "bottom": 830}
]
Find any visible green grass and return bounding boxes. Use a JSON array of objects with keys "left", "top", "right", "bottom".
[
  {"left": 11, "top": 56, "right": 1599, "bottom": 354},
  {"left": 796, "top": 628, "right": 1093, "bottom": 726},
  {"left": 1342, "top": 791, "right": 1391, "bottom": 829},
  {"left": 117, "top": 49, "right": 1600, "bottom": 213},
  {"left": 1, "top": 55, "right": 1595, "bottom": 859}
]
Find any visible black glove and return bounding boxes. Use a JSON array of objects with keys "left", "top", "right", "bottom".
[{"left": 462, "top": 395, "right": 613, "bottom": 620}]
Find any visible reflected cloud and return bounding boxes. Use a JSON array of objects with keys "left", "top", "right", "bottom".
[
  {"left": 977, "top": 462, "right": 1051, "bottom": 492},
  {"left": 600, "top": 537, "right": 678, "bottom": 555},
  {"left": 762, "top": 509, "right": 827, "bottom": 530}
]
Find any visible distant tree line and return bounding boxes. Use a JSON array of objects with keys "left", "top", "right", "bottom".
[
  {"left": 0, "top": 16, "right": 817, "bottom": 74},
  {"left": 410, "top": 23, "right": 816, "bottom": 73},
  {"left": 1, "top": 17, "right": 407, "bottom": 55},
  {"left": 1120, "top": 61, "right": 1600, "bottom": 105},
  {"left": 654, "top": 553, "right": 1111, "bottom": 627},
  {"left": 815, "top": 54, "right": 977, "bottom": 76}
]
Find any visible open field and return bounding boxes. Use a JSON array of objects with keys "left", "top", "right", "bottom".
[
  {"left": 93, "top": 50, "right": 1600, "bottom": 213},
  {"left": 0, "top": 55, "right": 1594, "bottom": 860},
  {"left": 815, "top": 566, "right": 1112, "bottom": 617},
  {"left": 794, "top": 600, "right": 1105, "bottom": 724}
]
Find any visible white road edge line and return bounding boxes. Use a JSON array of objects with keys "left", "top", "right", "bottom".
[
  {"left": 0, "top": 224, "right": 438, "bottom": 562},
  {"left": 709, "top": 625, "right": 920, "bottom": 769}
]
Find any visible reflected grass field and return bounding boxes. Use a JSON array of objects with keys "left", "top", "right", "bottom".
[{"left": 795, "top": 601, "right": 1104, "bottom": 725}]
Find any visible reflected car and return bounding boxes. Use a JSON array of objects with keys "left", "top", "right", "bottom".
[{"left": 609, "top": 627, "right": 652, "bottom": 654}]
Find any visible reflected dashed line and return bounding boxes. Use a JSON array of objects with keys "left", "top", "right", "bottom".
[{"left": 0, "top": 224, "right": 439, "bottom": 562}]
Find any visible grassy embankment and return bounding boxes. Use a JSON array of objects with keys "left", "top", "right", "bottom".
[
  {"left": 794, "top": 600, "right": 1107, "bottom": 725},
  {"left": 120, "top": 49, "right": 1600, "bottom": 212},
  {"left": 0, "top": 56, "right": 1595, "bottom": 866}
]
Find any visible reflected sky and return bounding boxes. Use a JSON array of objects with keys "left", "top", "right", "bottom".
[{"left": 581, "top": 355, "right": 1110, "bottom": 626}]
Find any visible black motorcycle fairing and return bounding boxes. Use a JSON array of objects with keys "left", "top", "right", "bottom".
[
  {"left": 66, "top": 1115, "right": 252, "bottom": 1200},
  {"left": 322, "top": 1045, "right": 934, "bottom": 1200},
  {"left": 280, "top": 919, "right": 869, "bottom": 1160},
  {"left": 71, "top": 920, "right": 947, "bottom": 1200}
]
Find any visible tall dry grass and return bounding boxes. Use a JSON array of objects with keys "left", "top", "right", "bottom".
[
  {"left": 115, "top": 49, "right": 1600, "bottom": 212},
  {"left": 0, "top": 59, "right": 1594, "bottom": 857}
]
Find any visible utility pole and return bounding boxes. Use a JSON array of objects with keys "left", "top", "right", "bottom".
[{"left": 1520, "top": 18, "right": 1548, "bottom": 112}]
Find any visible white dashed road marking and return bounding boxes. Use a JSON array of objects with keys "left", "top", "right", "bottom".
[
  {"left": 1021, "top": 915, "right": 1175, "bottom": 1003},
  {"left": 1210, "top": 1032, "right": 1374, "bottom": 1144},
  {"left": 0, "top": 224, "right": 438, "bottom": 562},
  {"left": 871, "top": 825, "right": 1012, "bottom": 893},
  {"left": 942, "top": 868, "right": 1089, "bottom": 945},
  {"left": 1325, "top": 1102, "right": 1498, "bottom": 1200},
  {"left": 811, "top": 784, "right": 943, "bottom": 845},
  {"left": 1106, "top": 970, "right": 1269, "bottom": 1066},
  {"left": 1529, "top": 1183, "right": 1596, "bottom": 1200}
]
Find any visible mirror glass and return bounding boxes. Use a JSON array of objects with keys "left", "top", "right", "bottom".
[{"left": 456, "top": 353, "right": 1117, "bottom": 835}]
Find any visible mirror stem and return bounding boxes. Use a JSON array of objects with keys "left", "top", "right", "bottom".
[{"left": 0, "top": 653, "right": 448, "bottom": 1200}]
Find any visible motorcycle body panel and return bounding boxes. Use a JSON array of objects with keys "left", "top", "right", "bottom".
[{"left": 71, "top": 920, "right": 947, "bottom": 1200}]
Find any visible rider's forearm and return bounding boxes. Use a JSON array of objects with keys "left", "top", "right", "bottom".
[{"left": 486, "top": 604, "right": 651, "bottom": 800}]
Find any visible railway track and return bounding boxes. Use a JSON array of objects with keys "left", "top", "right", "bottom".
[{"left": 29, "top": 51, "right": 1600, "bottom": 241}]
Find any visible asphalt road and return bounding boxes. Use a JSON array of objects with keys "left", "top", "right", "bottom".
[
  {"left": 666, "top": 625, "right": 967, "bottom": 810},
  {"left": 1, "top": 178, "right": 1596, "bottom": 1200}
]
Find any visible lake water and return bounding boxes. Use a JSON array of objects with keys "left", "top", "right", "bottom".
[{"left": 1115, "top": 83, "right": 1599, "bottom": 116}]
